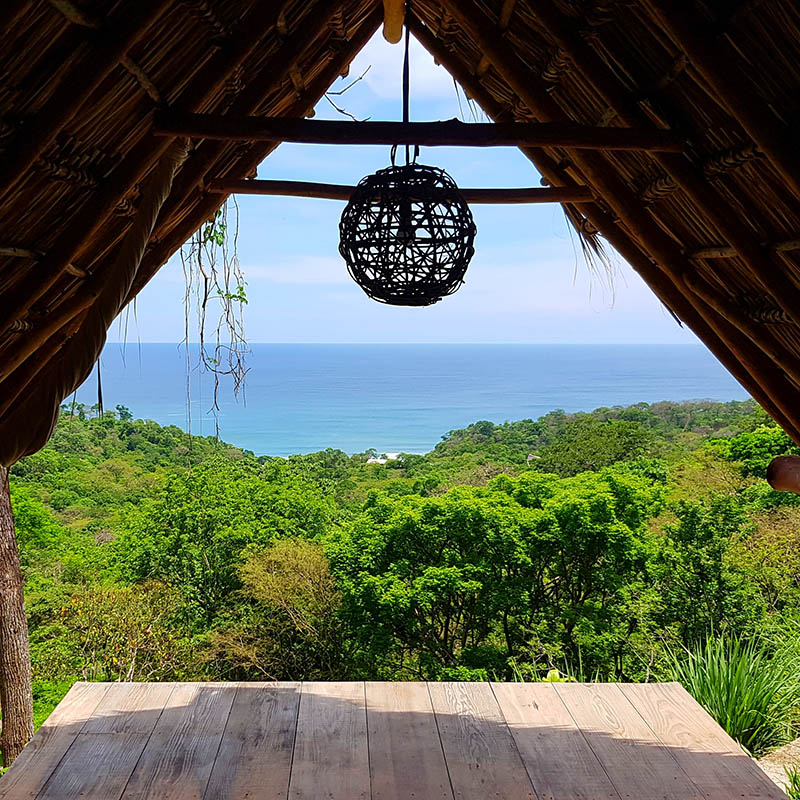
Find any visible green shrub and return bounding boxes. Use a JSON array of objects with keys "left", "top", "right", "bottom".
[{"left": 668, "top": 636, "right": 800, "bottom": 756}]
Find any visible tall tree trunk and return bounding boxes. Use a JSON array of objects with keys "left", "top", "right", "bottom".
[{"left": 0, "top": 465, "right": 34, "bottom": 765}]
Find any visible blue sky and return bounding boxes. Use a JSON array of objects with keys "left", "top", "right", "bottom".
[{"left": 119, "top": 32, "right": 698, "bottom": 345}]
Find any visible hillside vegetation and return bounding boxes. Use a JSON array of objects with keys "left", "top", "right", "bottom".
[{"left": 11, "top": 399, "right": 800, "bottom": 752}]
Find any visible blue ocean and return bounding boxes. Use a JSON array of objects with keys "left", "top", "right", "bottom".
[{"left": 74, "top": 344, "right": 750, "bottom": 457}]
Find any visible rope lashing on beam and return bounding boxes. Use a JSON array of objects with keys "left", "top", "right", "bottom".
[{"left": 45, "top": 0, "right": 163, "bottom": 104}]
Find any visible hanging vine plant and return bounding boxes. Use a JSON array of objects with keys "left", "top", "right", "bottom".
[{"left": 180, "top": 197, "right": 250, "bottom": 427}]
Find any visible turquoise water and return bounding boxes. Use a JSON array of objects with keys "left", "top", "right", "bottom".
[{"left": 74, "top": 344, "right": 750, "bottom": 457}]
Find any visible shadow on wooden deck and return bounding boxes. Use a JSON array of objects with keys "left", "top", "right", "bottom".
[{"left": 0, "top": 681, "right": 786, "bottom": 800}]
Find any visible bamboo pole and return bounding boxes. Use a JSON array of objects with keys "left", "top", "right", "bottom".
[
  {"left": 412, "top": 11, "right": 800, "bottom": 439},
  {"left": 642, "top": 0, "right": 800, "bottom": 201},
  {"left": 0, "top": 0, "right": 304, "bottom": 341},
  {"left": 0, "top": 464, "right": 34, "bottom": 764},
  {"left": 529, "top": 0, "right": 800, "bottom": 328},
  {"left": 154, "top": 113, "right": 685, "bottom": 151},
  {"left": 0, "top": 0, "right": 170, "bottom": 202},
  {"left": 689, "top": 239, "right": 800, "bottom": 259},
  {"left": 206, "top": 178, "right": 594, "bottom": 204}
]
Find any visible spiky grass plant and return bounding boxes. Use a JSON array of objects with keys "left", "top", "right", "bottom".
[
  {"left": 668, "top": 637, "right": 800, "bottom": 756},
  {"left": 785, "top": 766, "right": 800, "bottom": 800}
]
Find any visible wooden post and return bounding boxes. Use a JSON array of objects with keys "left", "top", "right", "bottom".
[
  {"left": 0, "top": 466, "right": 34, "bottom": 766},
  {"left": 409, "top": 12, "right": 800, "bottom": 441}
]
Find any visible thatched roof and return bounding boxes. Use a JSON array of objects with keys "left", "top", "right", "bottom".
[{"left": 1, "top": 0, "right": 799, "bottom": 463}]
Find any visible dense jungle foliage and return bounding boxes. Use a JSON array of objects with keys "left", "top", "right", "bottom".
[{"left": 10, "top": 398, "right": 800, "bottom": 753}]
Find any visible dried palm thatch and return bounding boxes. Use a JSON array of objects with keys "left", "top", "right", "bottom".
[{"left": 1, "top": 0, "right": 800, "bottom": 463}]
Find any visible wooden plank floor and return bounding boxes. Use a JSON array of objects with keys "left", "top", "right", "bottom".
[{"left": 0, "top": 682, "right": 786, "bottom": 800}]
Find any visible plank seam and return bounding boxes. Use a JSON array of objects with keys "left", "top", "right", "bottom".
[
  {"left": 285, "top": 680, "right": 304, "bottom": 800},
  {"left": 551, "top": 683, "right": 627, "bottom": 800},
  {"left": 614, "top": 683, "right": 712, "bottom": 800},
  {"left": 487, "top": 682, "right": 542, "bottom": 800},
  {"left": 425, "top": 682, "right": 458, "bottom": 800},
  {"left": 201, "top": 682, "right": 240, "bottom": 800},
  {"left": 111, "top": 681, "right": 179, "bottom": 800},
  {"left": 31, "top": 682, "right": 114, "bottom": 800},
  {"left": 363, "top": 682, "right": 373, "bottom": 800}
]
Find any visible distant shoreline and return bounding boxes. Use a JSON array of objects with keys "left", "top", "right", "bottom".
[{"left": 78, "top": 343, "right": 749, "bottom": 457}]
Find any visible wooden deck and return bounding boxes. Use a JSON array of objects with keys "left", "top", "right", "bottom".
[{"left": 0, "top": 681, "right": 785, "bottom": 800}]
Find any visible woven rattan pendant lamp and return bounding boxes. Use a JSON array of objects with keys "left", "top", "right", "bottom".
[{"left": 338, "top": 11, "right": 476, "bottom": 306}]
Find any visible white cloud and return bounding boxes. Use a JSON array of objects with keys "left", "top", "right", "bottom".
[{"left": 243, "top": 255, "right": 349, "bottom": 285}]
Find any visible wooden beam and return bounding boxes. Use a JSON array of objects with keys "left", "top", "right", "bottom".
[
  {"left": 0, "top": 0, "right": 169, "bottom": 202},
  {"left": 642, "top": 0, "right": 800, "bottom": 201},
  {"left": 206, "top": 178, "right": 595, "bottom": 204},
  {"left": 154, "top": 113, "right": 685, "bottom": 151},
  {"left": 409, "top": 13, "right": 800, "bottom": 441}
]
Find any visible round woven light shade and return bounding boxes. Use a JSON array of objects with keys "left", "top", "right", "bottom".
[{"left": 339, "top": 162, "right": 476, "bottom": 306}]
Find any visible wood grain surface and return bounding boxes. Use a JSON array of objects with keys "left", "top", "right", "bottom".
[{"left": 1, "top": 681, "right": 786, "bottom": 800}]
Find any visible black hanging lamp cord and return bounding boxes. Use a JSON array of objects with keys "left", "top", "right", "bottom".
[{"left": 402, "top": 6, "right": 410, "bottom": 165}]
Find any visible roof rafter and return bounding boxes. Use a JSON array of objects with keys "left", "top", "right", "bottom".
[
  {"left": 643, "top": 0, "right": 800, "bottom": 201},
  {"left": 0, "top": 0, "right": 170, "bottom": 201}
]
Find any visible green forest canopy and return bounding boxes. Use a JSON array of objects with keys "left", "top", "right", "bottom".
[{"left": 11, "top": 398, "right": 800, "bottom": 754}]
